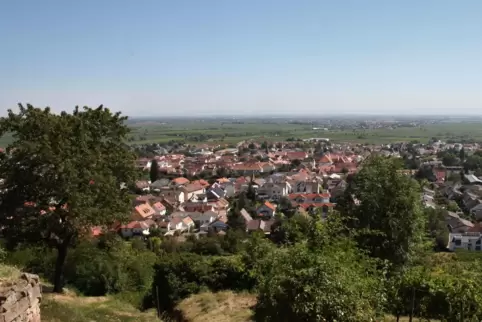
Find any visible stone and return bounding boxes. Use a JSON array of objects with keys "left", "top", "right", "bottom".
[{"left": 0, "top": 291, "right": 16, "bottom": 307}]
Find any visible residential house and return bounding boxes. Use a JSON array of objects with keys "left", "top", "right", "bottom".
[
  {"left": 286, "top": 151, "right": 308, "bottom": 161},
  {"left": 288, "top": 193, "right": 335, "bottom": 216},
  {"left": 182, "top": 216, "right": 195, "bottom": 232},
  {"left": 207, "top": 220, "right": 229, "bottom": 232},
  {"left": 150, "top": 178, "right": 171, "bottom": 191},
  {"left": 206, "top": 183, "right": 226, "bottom": 201},
  {"left": 188, "top": 211, "right": 218, "bottom": 227},
  {"left": 329, "top": 180, "right": 347, "bottom": 200},
  {"left": 471, "top": 204, "right": 482, "bottom": 221},
  {"left": 445, "top": 211, "right": 474, "bottom": 233},
  {"left": 463, "top": 192, "right": 481, "bottom": 212},
  {"left": 246, "top": 219, "right": 275, "bottom": 235},
  {"left": 257, "top": 181, "right": 291, "bottom": 201},
  {"left": 159, "top": 218, "right": 183, "bottom": 232},
  {"left": 239, "top": 208, "right": 253, "bottom": 226},
  {"left": 318, "top": 154, "right": 334, "bottom": 166},
  {"left": 151, "top": 201, "right": 167, "bottom": 217},
  {"left": 134, "top": 180, "right": 150, "bottom": 193},
  {"left": 448, "top": 232, "right": 482, "bottom": 251},
  {"left": 131, "top": 203, "right": 156, "bottom": 221},
  {"left": 119, "top": 220, "right": 152, "bottom": 238},
  {"left": 181, "top": 183, "right": 206, "bottom": 202},
  {"left": 464, "top": 174, "right": 482, "bottom": 185},
  {"left": 290, "top": 180, "right": 319, "bottom": 194},
  {"left": 158, "top": 187, "right": 185, "bottom": 203},
  {"left": 171, "top": 177, "right": 190, "bottom": 187},
  {"left": 256, "top": 201, "right": 276, "bottom": 218}
]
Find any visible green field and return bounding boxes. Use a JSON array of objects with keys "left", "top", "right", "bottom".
[{"left": 127, "top": 121, "right": 482, "bottom": 145}]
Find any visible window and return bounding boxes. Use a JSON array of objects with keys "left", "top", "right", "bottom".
[
  {"left": 454, "top": 239, "right": 462, "bottom": 246},
  {"left": 476, "top": 246, "right": 481, "bottom": 251}
]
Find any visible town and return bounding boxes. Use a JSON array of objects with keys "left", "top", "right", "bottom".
[{"left": 123, "top": 136, "right": 482, "bottom": 253}]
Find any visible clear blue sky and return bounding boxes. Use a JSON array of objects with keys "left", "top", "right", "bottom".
[{"left": 1, "top": 0, "right": 482, "bottom": 116}]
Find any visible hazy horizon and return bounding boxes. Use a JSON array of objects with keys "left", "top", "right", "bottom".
[{"left": 1, "top": 0, "right": 482, "bottom": 116}]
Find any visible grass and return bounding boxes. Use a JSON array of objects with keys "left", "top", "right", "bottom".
[
  {"left": 175, "top": 291, "right": 441, "bottom": 322},
  {"left": 176, "top": 291, "right": 256, "bottom": 322},
  {"left": 0, "top": 263, "right": 21, "bottom": 283},
  {"left": 41, "top": 290, "right": 159, "bottom": 322}
]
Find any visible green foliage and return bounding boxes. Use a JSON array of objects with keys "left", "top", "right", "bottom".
[
  {"left": 270, "top": 214, "right": 311, "bottom": 245},
  {"left": 152, "top": 253, "right": 251, "bottom": 311},
  {"left": 425, "top": 208, "right": 449, "bottom": 250},
  {"left": 339, "top": 156, "right": 427, "bottom": 270},
  {"left": 0, "top": 104, "right": 138, "bottom": 292},
  {"left": 6, "top": 237, "right": 156, "bottom": 309},
  {"left": 149, "top": 159, "right": 160, "bottom": 183},
  {"left": 464, "top": 154, "right": 482, "bottom": 173},
  {"left": 254, "top": 239, "right": 385, "bottom": 321},
  {"left": 389, "top": 256, "right": 482, "bottom": 320}
]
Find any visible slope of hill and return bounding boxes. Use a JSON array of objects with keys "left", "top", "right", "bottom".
[
  {"left": 41, "top": 290, "right": 159, "bottom": 322},
  {"left": 176, "top": 291, "right": 256, "bottom": 322}
]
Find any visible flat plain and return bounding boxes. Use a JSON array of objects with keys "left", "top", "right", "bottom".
[
  {"left": 0, "top": 120, "right": 480, "bottom": 147},
  {"left": 127, "top": 120, "right": 482, "bottom": 145}
]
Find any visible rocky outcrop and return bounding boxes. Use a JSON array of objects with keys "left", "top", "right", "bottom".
[{"left": 0, "top": 273, "right": 41, "bottom": 322}]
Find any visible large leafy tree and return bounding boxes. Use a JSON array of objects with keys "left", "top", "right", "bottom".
[
  {"left": 0, "top": 104, "right": 137, "bottom": 292},
  {"left": 254, "top": 219, "right": 385, "bottom": 322},
  {"left": 338, "top": 156, "right": 426, "bottom": 270}
]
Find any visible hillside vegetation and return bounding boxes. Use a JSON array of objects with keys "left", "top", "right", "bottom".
[
  {"left": 41, "top": 289, "right": 159, "bottom": 322},
  {"left": 176, "top": 291, "right": 255, "bottom": 322}
]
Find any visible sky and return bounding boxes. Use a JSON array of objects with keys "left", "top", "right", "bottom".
[{"left": 1, "top": 0, "right": 482, "bottom": 116}]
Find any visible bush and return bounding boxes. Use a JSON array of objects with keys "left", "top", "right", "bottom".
[
  {"left": 64, "top": 237, "right": 157, "bottom": 301},
  {"left": 152, "top": 253, "right": 251, "bottom": 312},
  {"left": 6, "top": 245, "right": 57, "bottom": 281},
  {"left": 254, "top": 242, "right": 384, "bottom": 322}
]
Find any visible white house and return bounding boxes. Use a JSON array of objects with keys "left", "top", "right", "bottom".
[
  {"left": 448, "top": 232, "right": 482, "bottom": 251},
  {"left": 181, "top": 183, "right": 206, "bottom": 202},
  {"left": 257, "top": 182, "right": 290, "bottom": 201},
  {"left": 291, "top": 180, "right": 320, "bottom": 194}
]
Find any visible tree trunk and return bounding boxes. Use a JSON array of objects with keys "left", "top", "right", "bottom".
[{"left": 53, "top": 243, "right": 68, "bottom": 293}]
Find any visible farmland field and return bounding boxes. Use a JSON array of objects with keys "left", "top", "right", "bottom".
[
  {"left": 126, "top": 119, "right": 482, "bottom": 145},
  {"left": 0, "top": 119, "right": 481, "bottom": 147}
]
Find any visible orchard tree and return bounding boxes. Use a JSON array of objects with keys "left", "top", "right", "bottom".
[
  {"left": 338, "top": 156, "right": 426, "bottom": 270},
  {"left": 0, "top": 104, "right": 137, "bottom": 292}
]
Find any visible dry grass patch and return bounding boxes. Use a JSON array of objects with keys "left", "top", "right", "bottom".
[
  {"left": 42, "top": 290, "right": 158, "bottom": 322},
  {"left": 176, "top": 291, "right": 256, "bottom": 322}
]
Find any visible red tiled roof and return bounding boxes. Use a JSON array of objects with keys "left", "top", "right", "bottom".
[
  {"left": 264, "top": 201, "right": 276, "bottom": 210},
  {"left": 172, "top": 177, "right": 190, "bottom": 185}
]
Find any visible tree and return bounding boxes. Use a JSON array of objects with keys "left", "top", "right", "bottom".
[
  {"left": 425, "top": 208, "right": 449, "bottom": 250},
  {"left": 442, "top": 154, "right": 459, "bottom": 167},
  {"left": 0, "top": 104, "right": 137, "bottom": 293},
  {"left": 149, "top": 159, "right": 160, "bottom": 183},
  {"left": 270, "top": 214, "right": 311, "bottom": 245},
  {"left": 338, "top": 156, "right": 426, "bottom": 270},
  {"left": 254, "top": 236, "right": 384, "bottom": 321},
  {"left": 290, "top": 159, "right": 301, "bottom": 169}
]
